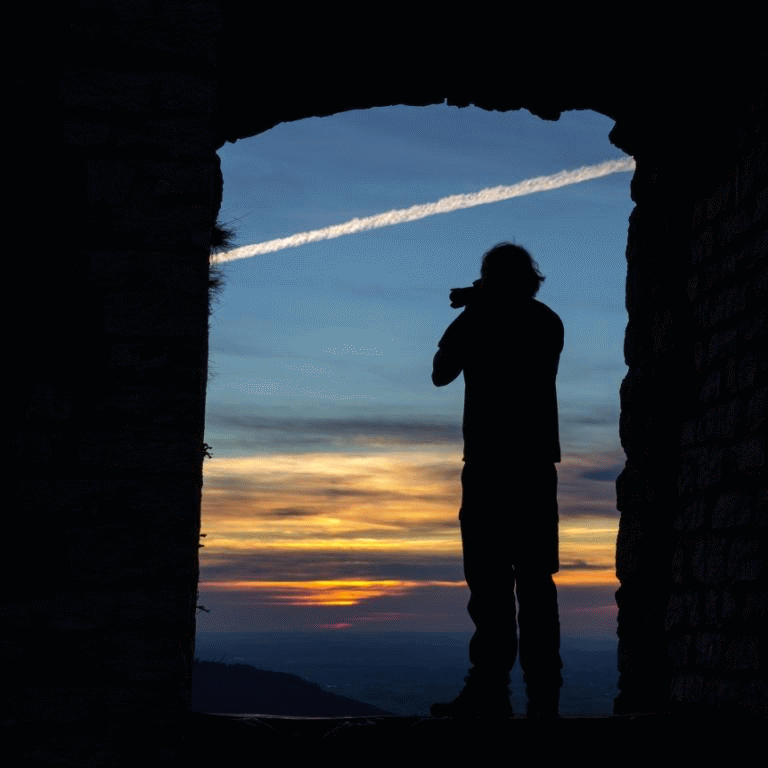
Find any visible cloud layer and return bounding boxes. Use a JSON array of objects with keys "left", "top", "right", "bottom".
[{"left": 199, "top": 447, "right": 622, "bottom": 596}]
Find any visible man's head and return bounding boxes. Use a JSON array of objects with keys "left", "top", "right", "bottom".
[{"left": 480, "top": 242, "right": 545, "bottom": 297}]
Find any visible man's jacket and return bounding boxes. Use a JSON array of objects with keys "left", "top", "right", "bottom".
[{"left": 434, "top": 285, "right": 564, "bottom": 464}]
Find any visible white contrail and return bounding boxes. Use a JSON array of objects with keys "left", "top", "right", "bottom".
[{"left": 212, "top": 157, "right": 635, "bottom": 263}]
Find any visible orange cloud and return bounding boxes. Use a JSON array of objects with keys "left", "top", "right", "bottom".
[
  {"left": 200, "top": 447, "right": 622, "bottom": 595},
  {"left": 199, "top": 578, "right": 466, "bottom": 606}
]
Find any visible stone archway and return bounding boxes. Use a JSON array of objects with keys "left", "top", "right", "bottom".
[
  {"left": 215, "top": 27, "right": 767, "bottom": 716},
  {"left": 9, "top": 5, "right": 766, "bottom": 756}
]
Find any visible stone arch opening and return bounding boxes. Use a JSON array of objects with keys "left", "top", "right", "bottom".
[
  {"left": 210, "top": 73, "right": 768, "bottom": 716},
  {"left": 198, "top": 105, "right": 632, "bottom": 668}
]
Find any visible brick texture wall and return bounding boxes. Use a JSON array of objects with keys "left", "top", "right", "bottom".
[
  {"left": 614, "top": 108, "right": 766, "bottom": 715},
  {"left": 7, "top": 1, "right": 223, "bottom": 750},
  {"left": 668, "top": 121, "right": 767, "bottom": 713}
]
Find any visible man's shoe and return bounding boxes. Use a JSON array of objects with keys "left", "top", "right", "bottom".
[
  {"left": 525, "top": 694, "right": 560, "bottom": 718},
  {"left": 525, "top": 673, "right": 562, "bottom": 718},
  {"left": 431, "top": 677, "right": 513, "bottom": 718}
]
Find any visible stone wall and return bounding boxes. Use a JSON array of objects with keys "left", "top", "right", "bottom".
[
  {"left": 668, "top": 116, "right": 766, "bottom": 713},
  {"left": 612, "top": 104, "right": 766, "bottom": 715},
  {"left": 7, "top": 0, "right": 223, "bottom": 747}
]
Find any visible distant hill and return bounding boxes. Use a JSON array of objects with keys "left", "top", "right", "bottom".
[{"left": 191, "top": 659, "right": 393, "bottom": 716}]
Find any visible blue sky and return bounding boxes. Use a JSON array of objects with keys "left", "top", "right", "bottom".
[{"left": 197, "top": 104, "right": 634, "bottom": 637}]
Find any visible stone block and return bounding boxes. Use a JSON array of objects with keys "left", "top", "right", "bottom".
[
  {"left": 701, "top": 370, "right": 721, "bottom": 403},
  {"left": 725, "top": 636, "right": 759, "bottom": 670},
  {"left": 677, "top": 456, "right": 697, "bottom": 501},
  {"left": 691, "top": 199, "right": 706, "bottom": 232},
  {"left": 741, "top": 146, "right": 768, "bottom": 204},
  {"left": 687, "top": 271, "right": 700, "bottom": 301},
  {"left": 61, "top": 69, "right": 153, "bottom": 110},
  {"left": 685, "top": 590, "right": 701, "bottom": 627},
  {"left": 709, "top": 285, "right": 746, "bottom": 327},
  {"left": 110, "top": 114, "right": 219, "bottom": 157},
  {"left": 62, "top": 69, "right": 216, "bottom": 113},
  {"left": 670, "top": 670, "right": 704, "bottom": 702},
  {"left": 694, "top": 339, "right": 705, "bottom": 371},
  {"left": 695, "top": 631, "right": 722, "bottom": 666},
  {"left": 85, "top": 158, "right": 140, "bottom": 205},
  {"left": 691, "top": 535, "right": 727, "bottom": 584},
  {"left": 746, "top": 387, "right": 766, "bottom": 432},
  {"left": 728, "top": 434, "right": 765, "bottom": 472},
  {"left": 743, "top": 591, "right": 768, "bottom": 623},
  {"left": 756, "top": 488, "right": 768, "bottom": 527},
  {"left": 706, "top": 178, "right": 733, "bottom": 221},
  {"left": 754, "top": 184, "right": 768, "bottom": 223},
  {"left": 9, "top": 685, "right": 103, "bottom": 722},
  {"left": 667, "top": 633, "right": 692, "bottom": 666},
  {"left": 75, "top": 428, "right": 203, "bottom": 473},
  {"left": 712, "top": 490, "right": 752, "bottom": 528},
  {"left": 702, "top": 259, "right": 724, "bottom": 293},
  {"left": 722, "top": 588, "right": 738, "bottom": 619},
  {"left": 680, "top": 420, "right": 697, "bottom": 449},
  {"left": 14, "top": 429, "right": 56, "bottom": 465},
  {"left": 666, "top": 592, "right": 683, "bottom": 629},
  {"left": 743, "top": 306, "right": 766, "bottom": 343},
  {"left": 708, "top": 675, "right": 741, "bottom": 706},
  {"left": 725, "top": 354, "right": 757, "bottom": 392},
  {"left": 706, "top": 325, "right": 738, "bottom": 365},
  {"left": 63, "top": 116, "right": 111, "bottom": 146},
  {"left": 152, "top": 157, "right": 222, "bottom": 197},
  {"left": 703, "top": 589, "right": 719, "bottom": 624},
  {"left": 735, "top": 228, "right": 768, "bottom": 271},
  {"left": 719, "top": 249, "right": 738, "bottom": 281},
  {"left": 690, "top": 228, "right": 713, "bottom": 265},
  {"left": 726, "top": 538, "right": 762, "bottom": 581},
  {"left": 675, "top": 495, "right": 704, "bottom": 531},
  {"left": 671, "top": 545, "right": 686, "bottom": 583},
  {"left": 688, "top": 498, "right": 705, "bottom": 530},
  {"left": 716, "top": 208, "right": 754, "bottom": 246},
  {"left": 102, "top": 286, "right": 208, "bottom": 336},
  {"left": 741, "top": 679, "right": 768, "bottom": 717},
  {"left": 699, "top": 399, "right": 738, "bottom": 441},
  {"left": 114, "top": 635, "right": 190, "bottom": 682},
  {"left": 696, "top": 445, "right": 723, "bottom": 490}
]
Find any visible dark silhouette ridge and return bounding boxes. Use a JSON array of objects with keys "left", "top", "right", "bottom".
[
  {"left": 7, "top": 4, "right": 766, "bottom": 760},
  {"left": 191, "top": 659, "right": 392, "bottom": 717},
  {"left": 194, "top": 631, "right": 620, "bottom": 717},
  {"left": 430, "top": 243, "right": 565, "bottom": 718}
]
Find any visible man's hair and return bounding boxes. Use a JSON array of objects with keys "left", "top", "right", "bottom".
[{"left": 480, "top": 242, "right": 545, "bottom": 297}]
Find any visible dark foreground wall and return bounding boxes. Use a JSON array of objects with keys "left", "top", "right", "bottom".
[
  {"left": 661, "top": 122, "right": 766, "bottom": 712},
  {"left": 6, "top": 3, "right": 766, "bottom": 756},
  {"left": 612, "top": 110, "right": 767, "bottom": 714},
  {"left": 8, "top": 1, "right": 223, "bottom": 737}
]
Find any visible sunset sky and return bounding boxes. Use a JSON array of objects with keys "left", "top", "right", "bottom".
[{"left": 197, "top": 104, "right": 634, "bottom": 639}]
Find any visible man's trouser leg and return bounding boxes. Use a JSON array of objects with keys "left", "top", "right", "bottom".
[
  {"left": 459, "top": 460, "right": 562, "bottom": 713},
  {"left": 461, "top": 513, "right": 518, "bottom": 682},
  {"left": 515, "top": 568, "right": 563, "bottom": 714}
]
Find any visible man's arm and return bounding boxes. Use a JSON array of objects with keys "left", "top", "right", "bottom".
[
  {"left": 432, "top": 307, "right": 466, "bottom": 387},
  {"left": 432, "top": 346, "right": 462, "bottom": 386}
]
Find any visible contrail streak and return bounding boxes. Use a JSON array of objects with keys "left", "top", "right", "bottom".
[{"left": 212, "top": 157, "right": 635, "bottom": 263}]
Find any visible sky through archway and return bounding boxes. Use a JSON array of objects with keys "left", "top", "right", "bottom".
[{"left": 199, "top": 105, "right": 633, "bottom": 639}]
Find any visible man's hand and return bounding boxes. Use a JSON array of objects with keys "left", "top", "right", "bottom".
[
  {"left": 449, "top": 280, "right": 483, "bottom": 308},
  {"left": 449, "top": 286, "right": 474, "bottom": 308}
]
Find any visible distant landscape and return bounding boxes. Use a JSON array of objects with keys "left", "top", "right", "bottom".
[
  {"left": 192, "top": 659, "right": 392, "bottom": 716},
  {"left": 193, "top": 632, "right": 618, "bottom": 717}
]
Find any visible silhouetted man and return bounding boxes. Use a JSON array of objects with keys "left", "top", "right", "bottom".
[{"left": 430, "top": 242, "right": 564, "bottom": 718}]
